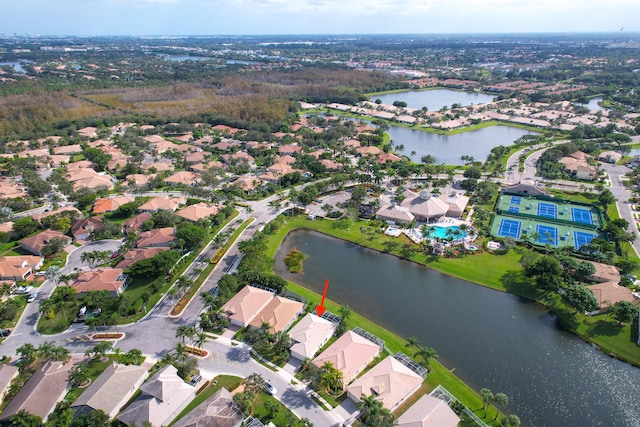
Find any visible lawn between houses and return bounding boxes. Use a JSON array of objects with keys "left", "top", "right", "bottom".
[{"left": 263, "top": 214, "right": 640, "bottom": 404}]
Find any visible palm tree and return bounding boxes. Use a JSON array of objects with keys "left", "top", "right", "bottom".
[
  {"left": 406, "top": 336, "right": 420, "bottom": 357},
  {"left": 37, "top": 341, "right": 56, "bottom": 361},
  {"left": 415, "top": 346, "right": 438, "bottom": 368},
  {"left": 493, "top": 392, "right": 509, "bottom": 421},
  {"left": 45, "top": 265, "right": 61, "bottom": 287},
  {"left": 123, "top": 348, "right": 143, "bottom": 365},
  {"left": 176, "top": 325, "right": 191, "bottom": 343},
  {"left": 319, "top": 361, "right": 343, "bottom": 395},
  {"left": 481, "top": 388, "right": 494, "bottom": 417},
  {"left": 175, "top": 343, "right": 189, "bottom": 363},
  {"left": 357, "top": 393, "right": 394, "bottom": 426},
  {"left": 194, "top": 332, "right": 208, "bottom": 349},
  {"left": 16, "top": 343, "right": 37, "bottom": 366},
  {"left": 69, "top": 362, "right": 90, "bottom": 387}
]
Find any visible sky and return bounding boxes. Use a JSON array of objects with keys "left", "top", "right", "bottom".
[{"left": 3, "top": 0, "right": 640, "bottom": 36}]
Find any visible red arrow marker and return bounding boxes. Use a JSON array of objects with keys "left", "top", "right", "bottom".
[{"left": 316, "top": 279, "right": 329, "bottom": 317}]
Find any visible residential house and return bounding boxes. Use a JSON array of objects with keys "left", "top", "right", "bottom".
[
  {"left": 71, "top": 268, "right": 129, "bottom": 297},
  {"left": 176, "top": 203, "right": 220, "bottom": 223},
  {"left": 66, "top": 160, "right": 97, "bottom": 171},
  {"left": 77, "top": 127, "right": 98, "bottom": 138},
  {"left": 0, "top": 364, "right": 19, "bottom": 405},
  {"left": 220, "top": 285, "right": 275, "bottom": 328},
  {"left": 164, "top": 171, "right": 202, "bottom": 186},
  {"left": 0, "top": 360, "right": 75, "bottom": 422},
  {"left": 92, "top": 196, "right": 135, "bottom": 214},
  {"left": 289, "top": 313, "right": 338, "bottom": 361},
  {"left": 0, "top": 256, "right": 44, "bottom": 281},
  {"left": 249, "top": 296, "right": 305, "bottom": 334},
  {"left": 117, "top": 365, "right": 196, "bottom": 427},
  {"left": 588, "top": 262, "right": 621, "bottom": 283},
  {"left": 356, "top": 146, "right": 382, "bottom": 157},
  {"left": 137, "top": 197, "right": 186, "bottom": 213},
  {"left": 598, "top": 151, "right": 623, "bottom": 164},
  {"left": 117, "top": 247, "right": 168, "bottom": 270},
  {"left": 395, "top": 394, "right": 461, "bottom": 427},
  {"left": 32, "top": 206, "right": 82, "bottom": 225},
  {"left": 184, "top": 152, "right": 205, "bottom": 164},
  {"left": 312, "top": 330, "right": 382, "bottom": 386},
  {"left": 70, "top": 217, "right": 103, "bottom": 241},
  {"left": 171, "top": 388, "right": 243, "bottom": 427},
  {"left": 71, "top": 363, "right": 149, "bottom": 418},
  {"left": 588, "top": 282, "right": 639, "bottom": 314},
  {"left": 559, "top": 151, "right": 597, "bottom": 180},
  {"left": 278, "top": 145, "right": 302, "bottom": 156},
  {"left": 53, "top": 144, "right": 82, "bottom": 155},
  {"left": 346, "top": 356, "right": 423, "bottom": 411},
  {"left": 65, "top": 168, "right": 115, "bottom": 191},
  {"left": 20, "top": 230, "right": 72, "bottom": 256},
  {"left": 124, "top": 173, "right": 156, "bottom": 188},
  {"left": 136, "top": 228, "right": 176, "bottom": 248},
  {"left": 122, "top": 212, "right": 153, "bottom": 235},
  {"left": 220, "top": 152, "right": 256, "bottom": 168}
]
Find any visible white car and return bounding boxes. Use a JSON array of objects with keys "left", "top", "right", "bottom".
[
  {"left": 14, "top": 286, "right": 33, "bottom": 295},
  {"left": 27, "top": 292, "right": 37, "bottom": 303},
  {"left": 264, "top": 382, "right": 277, "bottom": 395}
]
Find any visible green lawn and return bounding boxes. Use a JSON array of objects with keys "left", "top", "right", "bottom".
[{"left": 64, "top": 356, "right": 115, "bottom": 402}]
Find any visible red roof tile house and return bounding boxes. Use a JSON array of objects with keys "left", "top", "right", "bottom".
[
  {"left": 71, "top": 268, "right": 129, "bottom": 297},
  {"left": 176, "top": 203, "right": 220, "bottom": 222},
  {"left": 289, "top": 313, "right": 338, "bottom": 361},
  {"left": 137, "top": 197, "right": 186, "bottom": 213},
  {"left": 313, "top": 331, "right": 383, "bottom": 386},
  {"left": 20, "top": 230, "right": 72, "bottom": 256},
  {"left": 164, "top": 171, "right": 202, "bottom": 186},
  {"left": 278, "top": 145, "right": 302, "bottom": 155},
  {"left": 70, "top": 217, "right": 103, "bottom": 241},
  {"left": 0, "top": 256, "right": 44, "bottom": 281},
  {"left": 122, "top": 212, "right": 153, "bottom": 235},
  {"left": 220, "top": 285, "right": 275, "bottom": 327},
  {"left": 346, "top": 356, "right": 423, "bottom": 411},
  {"left": 117, "top": 247, "right": 168, "bottom": 270},
  {"left": 136, "top": 227, "right": 176, "bottom": 248},
  {"left": 248, "top": 296, "right": 305, "bottom": 334},
  {"left": 92, "top": 196, "right": 135, "bottom": 214},
  {"left": 588, "top": 282, "right": 639, "bottom": 314}
]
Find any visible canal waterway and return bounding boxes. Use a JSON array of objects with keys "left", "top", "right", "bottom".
[
  {"left": 275, "top": 230, "right": 640, "bottom": 427},
  {"left": 371, "top": 89, "right": 496, "bottom": 111}
]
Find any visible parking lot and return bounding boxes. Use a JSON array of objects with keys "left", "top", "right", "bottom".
[{"left": 305, "top": 190, "right": 352, "bottom": 218}]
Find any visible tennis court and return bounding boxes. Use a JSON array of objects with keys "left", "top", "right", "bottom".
[
  {"left": 498, "top": 219, "right": 522, "bottom": 239},
  {"left": 510, "top": 196, "right": 522, "bottom": 205},
  {"left": 571, "top": 207, "right": 594, "bottom": 225},
  {"left": 536, "top": 224, "right": 558, "bottom": 246},
  {"left": 574, "top": 231, "right": 596, "bottom": 249},
  {"left": 508, "top": 206, "right": 520, "bottom": 214},
  {"left": 537, "top": 203, "right": 558, "bottom": 219}
]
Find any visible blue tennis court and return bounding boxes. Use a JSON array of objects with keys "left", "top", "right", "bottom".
[
  {"left": 537, "top": 203, "right": 557, "bottom": 219},
  {"left": 508, "top": 206, "right": 519, "bottom": 214},
  {"left": 510, "top": 196, "right": 522, "bottom": 205},
  {"left": 536, "top": 225, "right": 558, "bottom": 246},
  {"left": 574, "top": 231, "right": 596, "bottom": 249},
  {"left": 498, "top": 219, "right": 521, "bottom": 238},
  {"left": 571, "top": 208, "right": 593, "bottom": 225}
]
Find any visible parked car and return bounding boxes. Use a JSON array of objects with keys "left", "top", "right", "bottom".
[
  {"left": 264, "top": 382, "right": 277, "bottom": 395},
  {"left": 0, "top": 329, "right": 10, "bottom": 338},
  {"left": 189, "top": 374, "right": 202, "bottom": 386},
  {"left": 27, "top": 292, "right": 37, "bottom": 303},
  {"left": 14, "top": 286, "right": 33, "bottom": 295}
]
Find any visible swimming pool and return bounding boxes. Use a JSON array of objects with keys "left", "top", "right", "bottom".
[{"left": 431, "top": 226, "right": 466, "bottom": 239}]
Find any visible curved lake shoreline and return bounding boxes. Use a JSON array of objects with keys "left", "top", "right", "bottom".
[{"left": 273, "top": 228, "right": 640, "bottom": 427}]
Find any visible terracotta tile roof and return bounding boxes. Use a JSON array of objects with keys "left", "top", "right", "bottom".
[
  {"left": 122, "top": 212, "right": 153, "bottom": 234},
  {"left": 136, "top": 227, "right": 176, "bottom": 248},
  {"left": 396, "top": 394, "right": 461, "bottom": 427},
  {"left": 70, "top": 217, "right": 103, "bottom": 239},
  {"left": 164, "top": 171, "right": 202, "bottom": 186},
  {"left": 71, "top": 268, "right": 127, "bottom": 295},
  {"left": 92, "top": 196, "right": 135, "bottom": 214},
  {"left": 313, "top": 330, "right": 382, "bottom": 384},
  {"left": 116, "top": 247, "right": 168, "bottom": 269},
  {"left": 176, "top": 203, "right": 220, "bottom": 222},
  {"left": 137, "top": 197, "right": 186, "bottom": 212},
  {"left": 289, "top": 313, "right": 338, "bottom": 360},
  {"left": 588, "top": 281, "right": 638, "bottom": 313},
  {"left": 220, "top": 285, "right": 274, "bottom": 327},
  {"left": 20, "top": 230, "right": 71, "bottom": 255},
  {"left": 249, "top": 296, "right": 304, "bottom": 334},
  {"left": 347, "top": 356, "right": 423, "bottom": 411}
]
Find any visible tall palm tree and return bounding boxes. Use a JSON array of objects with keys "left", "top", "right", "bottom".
[
  {"left": 481, "top": 388, "right": 494, "bottom": 417},
  {"left": 319, "top": 361, "right": 343, "bottom": 395},
  {"left": 406, "top": 336, "right": 420, "bottom": 357},
  {"left": 415, "top": 346, "right": 438, "bottom": 368},
  {"left": 176, "top": 325, "right": 190, "bottom": 343},
  {"left": 194, "top": 332, "right": 208, "bottom": 349},
  {"left": 493, "top": 392, "right": 509, "bottom": 421}
]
